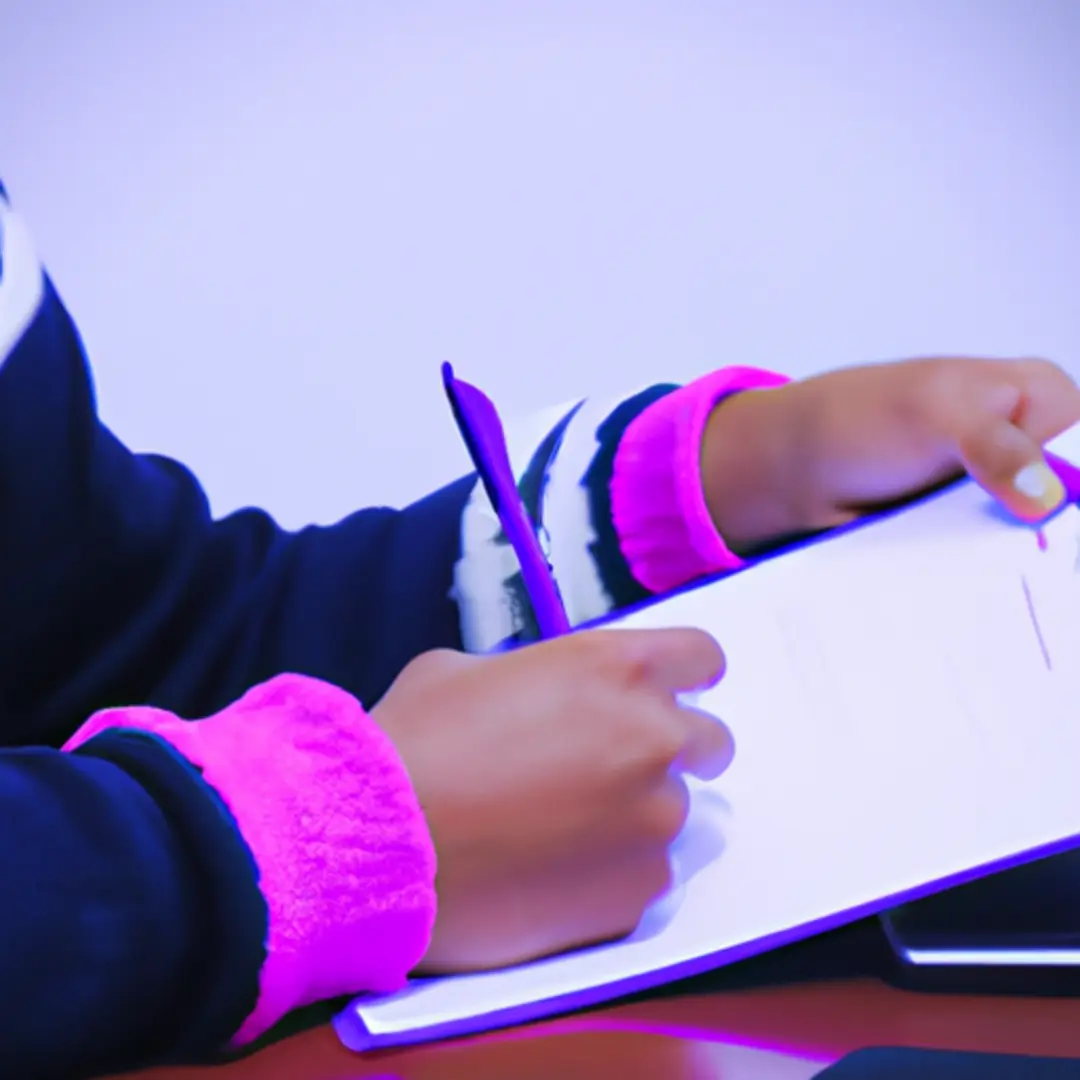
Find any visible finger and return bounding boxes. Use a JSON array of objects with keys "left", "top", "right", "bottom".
[
  {"left": 1003, "top": 357, "right": 1080, "bottom": 445},
  {"left": 648, "top": 773, "right": 692, "bottom": 843},
  {"left": 957, "top": 416, "right": 1066, "bottom": 522},
  {"left": 615, "top": 628, "right": 727, "bottom": 694},
  {"left": 673, "top": 705, "right": 736, "bottom": 782}
]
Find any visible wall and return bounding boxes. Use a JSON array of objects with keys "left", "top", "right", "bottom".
[{"left": 1, "top": 0, "right": 1077, "bottom": 525}]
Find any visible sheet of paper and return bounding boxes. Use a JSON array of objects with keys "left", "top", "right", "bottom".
[{"left": 340, "top": 482, "right": 1080, "bottom": 1045}]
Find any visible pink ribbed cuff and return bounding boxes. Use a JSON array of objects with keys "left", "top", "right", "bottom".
[
  {"left": 611, "top": 366, "right": 791, "bottom": 594},
  {"left": 64, "top": 675, "right": 437, "bottom": 1047}
]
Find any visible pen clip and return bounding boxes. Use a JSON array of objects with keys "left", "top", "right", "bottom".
[{"left": 442, "top": 363, "right": 572, "bottom": 639}]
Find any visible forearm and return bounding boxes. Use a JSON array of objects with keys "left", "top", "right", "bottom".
[{"left": 699, "top": 379, "right": 812, "bottom": 556}]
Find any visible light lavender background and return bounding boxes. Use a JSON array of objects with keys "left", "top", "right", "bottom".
[{"left": 0, "top": 0, "right": 1076, "bottom": 527}]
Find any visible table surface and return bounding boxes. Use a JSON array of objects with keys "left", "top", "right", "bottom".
[{"left": 127, "top": 978, "right": 1080, "bottom": 1080}]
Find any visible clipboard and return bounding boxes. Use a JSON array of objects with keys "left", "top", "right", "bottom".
[
  {"left": 334, "top": 368, "right": 1080, "bottom": 1054},
  {"left": 443, "top": 362, "right": 1080, "bottom": 997}
]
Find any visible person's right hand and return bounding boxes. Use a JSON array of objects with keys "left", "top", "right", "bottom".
[{"left": 371, "top": 627, "right": 733, "bottom": 975}]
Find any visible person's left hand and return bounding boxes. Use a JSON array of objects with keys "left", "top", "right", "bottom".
[{"left": 701, "top": 356, "right": 1080, "bottom": 556}]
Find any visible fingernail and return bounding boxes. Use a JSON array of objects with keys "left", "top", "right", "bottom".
[{"left": 1014, "top": 461, "right": 1067, "bottom": 510}]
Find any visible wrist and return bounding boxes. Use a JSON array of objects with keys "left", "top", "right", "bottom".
[
  {"left": 701, "top": 380, "right": 820, "bottom": 555},
  {"left": 610, "top": 366, "right": 791, "bottom": 594},
  {"left": 65, "top": 676, "right": 438, "bottom": 1047}
]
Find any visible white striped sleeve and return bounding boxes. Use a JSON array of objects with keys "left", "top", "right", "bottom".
[{"left": 452, "top": 382, "right": 681, "bottom": 653}]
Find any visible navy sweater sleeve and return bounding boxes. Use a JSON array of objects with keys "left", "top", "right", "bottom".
[
  {"left": 0, "top": 264, "right": 471, "bottom": 749},
  {"left": 0, "top": 188, "right": 472, "bottom": 1075},
  {"left": 1, "top": 733, "right": 268, "bottom": 1077}
]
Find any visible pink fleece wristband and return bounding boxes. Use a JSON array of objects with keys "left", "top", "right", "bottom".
[
  {"left": 611, "top": 366, "right": 791, "bottom": 594},
  {"left": 64, "top": 674, "right": 437, "bottom": 1047}
]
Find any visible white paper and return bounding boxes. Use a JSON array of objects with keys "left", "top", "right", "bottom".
[{"left": 343, "top": 481, "right": 1080, "bottom": 1042}]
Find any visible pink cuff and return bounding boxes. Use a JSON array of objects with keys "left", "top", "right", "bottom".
[
  {"left": 64, "top": 675, "right": 437, "bottom": 1047},
  {"left": 611, "top": 366, "right": 791, "bottom": 594}
]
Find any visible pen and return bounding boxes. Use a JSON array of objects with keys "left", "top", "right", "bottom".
[
  {"left": 1035, "top": 452, "right": 1080, "bottom": 554},
  {"left": 442, "top": 362, "right": 572, "bottom": 639}
]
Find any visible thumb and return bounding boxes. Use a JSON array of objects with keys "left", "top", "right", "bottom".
[{"left": 958, "top": 417, "right": 1066, "bottom": 522}]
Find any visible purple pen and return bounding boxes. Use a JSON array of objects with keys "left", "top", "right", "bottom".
[
  {"left": 1034, "top": 452, "right": 1080, "bottom": 553},
  {"left": 441, "top": 363, "right": 572, "bottom": 639},
  {"left": 1047, "top": 452, "right": 1080, "bottom": 505}
]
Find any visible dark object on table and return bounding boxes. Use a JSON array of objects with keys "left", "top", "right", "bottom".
[
  {"left": 817, "top": 1047, "right": 1080, "bottom": 1078},
  {"left": 881, "top": 850, "right": 1080, "bottom": 996}
]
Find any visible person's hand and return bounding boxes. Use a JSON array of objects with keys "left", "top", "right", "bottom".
[
  {"left": 370, "top": 628, "right": 732, "bottom": 974},
  {"left": 701, "top": 356, "right": 1080, "bottom": 554}
]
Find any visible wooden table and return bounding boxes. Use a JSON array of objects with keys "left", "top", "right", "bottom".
[{"left": 126, "top": 979, "right": 1080, "bottom": 1080}]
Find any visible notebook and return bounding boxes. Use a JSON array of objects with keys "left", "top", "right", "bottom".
[{"left": 333, "top": 382, "right": 1080, "bottom": 1053}]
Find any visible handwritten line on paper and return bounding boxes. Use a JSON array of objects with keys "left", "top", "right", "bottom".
[{"left": 1021, "top": 575, "right": 1053, "bottom": 672}]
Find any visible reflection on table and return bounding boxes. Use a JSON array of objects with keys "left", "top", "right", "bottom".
[{"left": 127, "top": 976, "right": 1080, "bottom": 1080}]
